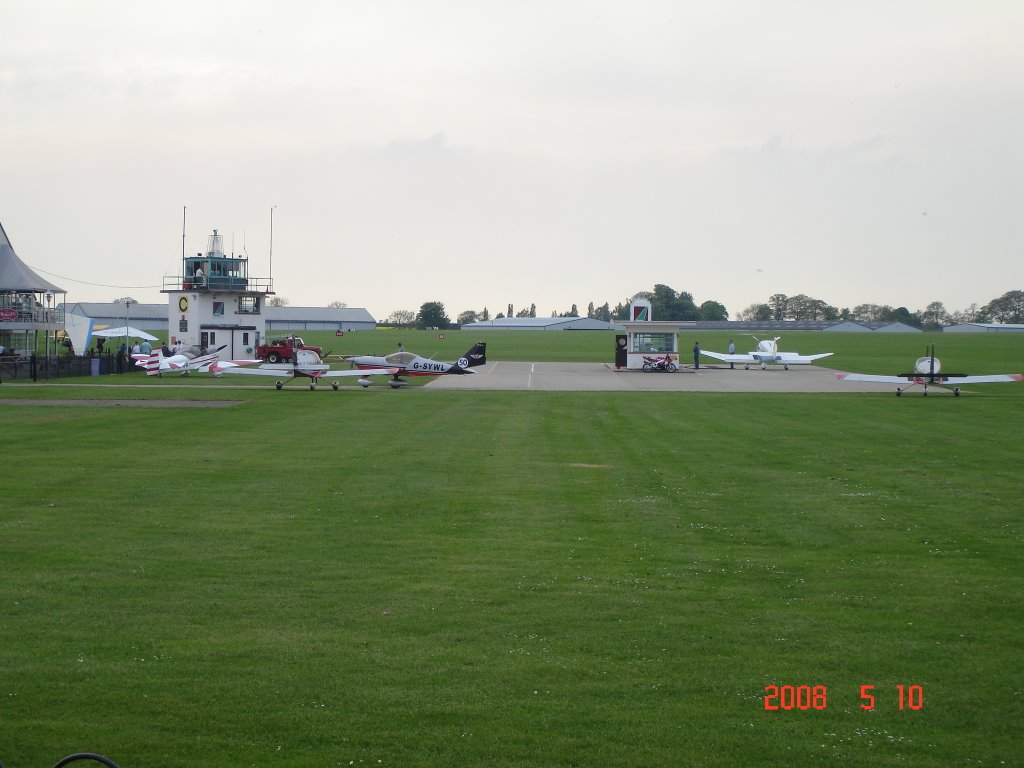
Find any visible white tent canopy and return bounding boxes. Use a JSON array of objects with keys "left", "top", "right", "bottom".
[{"left": 92, "top": 326, "right": 158, "bottom": 341}]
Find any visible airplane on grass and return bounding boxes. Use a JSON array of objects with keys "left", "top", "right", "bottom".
[
  {"left": 218, "top": 347, "right": 392, "bottom": 390},
  {"left": 341, "top": 342, "right": 487, "bottom": 388},
  {"left": 701, "top": 336, "right": 833, "bottom": 370},
  {"left": 132, "top": 345, "right": 260, "bottom": 377},
  {"left": 836, "top": 346, "right": 1023, "bottom": 396}
]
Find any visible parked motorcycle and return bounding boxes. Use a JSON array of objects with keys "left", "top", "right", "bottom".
[{"left": 642, "top": 355, "right": 678, "bottom": 373}]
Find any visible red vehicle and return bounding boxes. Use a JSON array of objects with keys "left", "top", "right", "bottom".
[
  {"left": 642, "top": 354, "right": 677, "bottom": 373},
  {"left": 255, "top": 336, "right": 323, "bottom": 363}
]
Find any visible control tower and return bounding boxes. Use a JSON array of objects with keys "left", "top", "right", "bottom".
[{"left": 162, "top": 229, "right": 274, "bottom": 359}]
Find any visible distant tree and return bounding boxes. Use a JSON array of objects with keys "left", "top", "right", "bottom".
[
  {"left": 327, "top": 300, "right": 348, "bottom": 309},
  {"left": 507, "top": 303, "right": 514, "bottom": 317},
  {"left": 851, "top": 303, "right": 883, "bottom": 322},
  {"left": 267, "top": 296, "right": 290, "bottom": 307},
  {"left": 417, "top": 301, "right": 450, "bottom": 329},
  {"left": 586, "top": 301, "right": 596, "bottom": 318},
  {"left": 457, "top": 310, "right": 479, "bottom": 325},
  {"left": 515, "top": 307, "right": 531, "bottom": 317},
  {"left": 786, "top": 295, "right": 836, "bottom": 321},
  {"left": 495, "top": 312, "right": 505, "bottom": 319},
  {"left": 981, "top": 290, "right": 1024, "bottom": 323},
  {"left": 595, "top": 302, "right": 612, "bottom": 322},
  {"left": 676, "top": 291, "right": 701, "bottom": 321},
  {"left": 650, "top": 284, "right": 679, "bottom": 320},
  {"left": 919, "top": 301, "right": 949, "bottom": 329},
  {"left": 612, "top": 301, "right": 629, "bottom": 321},
  {"left": 529, "top": 303, "right": 537, "bottom": 318},
  {"left": 737, "top": 303, "right": 771, "bottom": 321},
  {"left": 699, "top": 300, "right": 729, "bottom": 321},
  {"left": 768, "top": 293, "right": 788, "bottom": 321},
  {"left": 385, "top": 309, "right": 416, "bottom": 327},
  {"left": 565, "top": 303, "right": 579, "bottom": 317},
  {"left": 481, "top": 306, "right": 490, "bottom": 321},
  {"left": 949, "top": 303, "right": 981, "bottom": 325}
]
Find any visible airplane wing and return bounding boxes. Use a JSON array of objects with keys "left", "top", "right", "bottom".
[
  {"left": 776, "top": 352, "right": 834, "bottom": 364},
  {"left": 320, "top": 367, "right": 396, "bottom": 378},
  {"left": 217, "top": 364, "right": 296, "bottom": 377},
  {"left": 700, "top": 350, "right": 754, "bottom": 363},
  {"left": 835, "top": 372, "right": 909, "bottom": 384},
  {"left": 940, "top": 373, "right": 1023, "bottom": 384},
  {"left": 837, "top": 372, "right": 1022, "bottom": 384}
]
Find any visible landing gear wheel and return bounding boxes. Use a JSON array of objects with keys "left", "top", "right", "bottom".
[
  {"left": 309, "top": 382, "right": 316, "bottom": 391},
  {"left": 275, "top": 381, "right": 283, "bottom": 390},
  {"left": 896, "top": 388, "right": 902, "bottom": 396},
  {"left": 332, "top": 381, "right": 339, "bottom": 390},
  {"left": 783, "top": 364, "right": 789, "bottom": 370},
  {"left": 954, "top": 387, "right": 961, "bottom": 397},
  {"left": 744, "top": 364, "right": 750, "bottom": 370}
]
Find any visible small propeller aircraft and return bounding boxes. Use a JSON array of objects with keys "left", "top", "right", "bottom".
[
  {"left": 131, "top": 345, "right": 259, "bottom": 377},
  {"left": 836, "top": 346, "right": 1023, "bottom": 396},
  {"left": 341, "top": 341, "right": 487, "bottom": 388},
  {"left": 700, "top": 336, "right": 833, "bottom": 370},
  {"left": 217, "top": 347, "right": 392, "bottom": 390}
]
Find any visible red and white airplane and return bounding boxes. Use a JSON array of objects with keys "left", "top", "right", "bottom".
[
  {"left": 132, "top": 345, "right": 259, "bottom": 377},
  {"left": 342, "top": 341, "right": 487, "bottom": 387},
  {"left": 836, "top": 346, "right": 1023, "bottom": 396},
  {"left": 218, "top": 347, "right": 393, "bottom": 390}
]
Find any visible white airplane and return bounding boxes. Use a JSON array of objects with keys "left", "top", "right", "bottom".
[
  {"left": 700, "top": 336, "right": 833, "bottom": 370},
  {"left": 218, "top": 347, "right": 393, "bottom": 390},
  {"left": 341, "top": 342, "right": 487, "bottom": 388},
  {"left": 836, "top": 346, "right": 1023, "bottom": 396},
  {"left": 131, "top": 345, "right": 259, "bottom": 377}
]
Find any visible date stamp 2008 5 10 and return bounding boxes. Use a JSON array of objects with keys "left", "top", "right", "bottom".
[{"left": 763, "top": 684, "right": 924, "bottom": 712}]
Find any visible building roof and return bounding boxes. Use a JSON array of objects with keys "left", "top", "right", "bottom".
[
  {"left": 945, "top": 322, "right": 1024, "bottom": 333},
  {"left": 265, "top": 306, "right": 377, "bottom": 324},
  {"left": 463, "top": 316, "right": 613, "bottom": 330},
  {"left": 59, "top": 301, "right": 377, "bottom": 327},
  {"left": 0, "top": 220, "right": 66, "bottom": 293}
]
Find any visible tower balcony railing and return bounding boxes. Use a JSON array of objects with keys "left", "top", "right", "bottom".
[{"left": 162, "top": 276, "right": 274, "bottom": 294}]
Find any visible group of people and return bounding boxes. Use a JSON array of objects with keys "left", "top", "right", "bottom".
[{"left": 691, "top": 339, "right": 736, "bottom": 369}]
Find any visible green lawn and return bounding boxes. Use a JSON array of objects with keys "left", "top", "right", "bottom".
[{"left": 1, "top": 333, "right": 1022, "bottom": 767}]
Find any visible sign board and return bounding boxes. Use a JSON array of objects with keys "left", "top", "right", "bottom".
[{"left": 0, "top": 308, "right": 18, "bottom": 321}]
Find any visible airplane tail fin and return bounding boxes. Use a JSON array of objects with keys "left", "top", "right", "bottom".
[
  {"left": 139, "top": 351, "right": 164, "bottom": 376},
  {"left": 459, "top": 342, "right": 487, "bottom": 370}
]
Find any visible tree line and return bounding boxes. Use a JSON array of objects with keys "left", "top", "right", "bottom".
[{"left": 373, "top": 286, "right": 1024, "bottom": 329}]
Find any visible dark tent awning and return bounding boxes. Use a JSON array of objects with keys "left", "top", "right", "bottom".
[{"left": 0, "top": 220, "right": 66, "bottom": 293}]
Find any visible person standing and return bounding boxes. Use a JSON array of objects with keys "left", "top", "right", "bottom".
[
  {"left": 728, "top": 339, "right": 736, "bottom": 369},
  {"left": 692, "top": 341, "right": 701, "bottom": 370}
]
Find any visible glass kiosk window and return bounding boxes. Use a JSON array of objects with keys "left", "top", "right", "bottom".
[{"left": 631, "top": 333, "right": 675, "bottom": 353}]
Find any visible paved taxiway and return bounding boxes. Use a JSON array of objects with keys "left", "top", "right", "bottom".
[{"left": 426, "top": 362, "right": 898, "bottom": 393}]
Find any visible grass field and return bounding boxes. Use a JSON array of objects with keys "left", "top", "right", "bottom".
[{"left": 1, "top": 332, "right": 1022, "bottom": 767}]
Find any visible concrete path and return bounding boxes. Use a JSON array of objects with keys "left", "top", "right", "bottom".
[{"left": 426, "top": 362, "right": 898, "bottom": 393}]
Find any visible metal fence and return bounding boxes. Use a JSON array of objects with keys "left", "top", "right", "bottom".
[{"left": 0, "top": 354, "right": 142, "bottom": 383}]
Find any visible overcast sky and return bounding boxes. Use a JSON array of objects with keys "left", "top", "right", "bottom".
[{"left": 2, "top": 1, "right": 1021, "bottom": 320}]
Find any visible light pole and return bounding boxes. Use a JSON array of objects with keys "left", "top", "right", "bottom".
[
  {"left": 44, "top": 291, "right": 53, "bottom": 380},
  {"left": 269, "top": 205, "right": 276, "bottom": 292},
  {"left": 123, "top": 297, "right": 136, "bottom": 372}
]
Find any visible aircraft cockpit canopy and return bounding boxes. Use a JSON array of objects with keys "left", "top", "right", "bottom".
[{"left": 385, "top": 351, "right": 417, "bottom": 365}]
